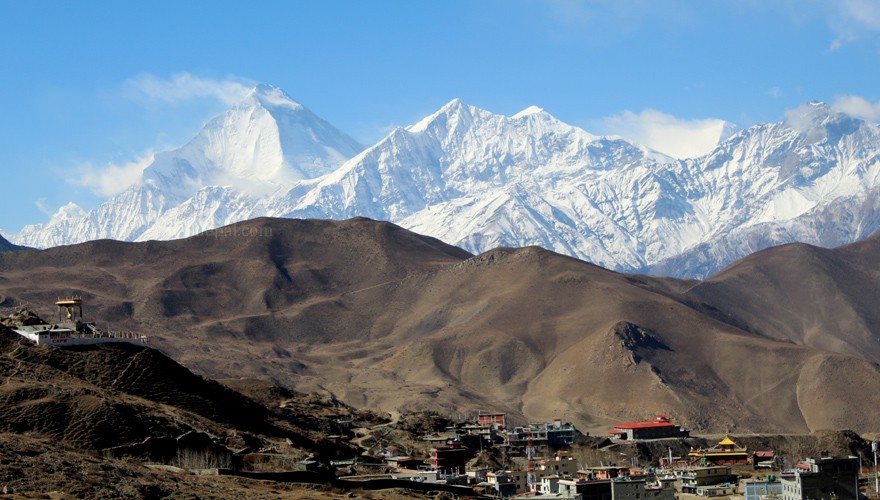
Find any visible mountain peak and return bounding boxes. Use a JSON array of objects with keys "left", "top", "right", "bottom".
[
  {"left": 512, "top": 105, "right": 545, "bottom": 119},
  {"left": 50, "top": 202, "right": 86, "bottom": 223},
  {"left": 784, "top": 100, "right": 863, "bottom": 142},
  {"left": 243, "top": 84, "right": 304, "bottom": 112},
  {"left": 439, "top": 97, "right": 465, "bottom": 111},
  {"left": 719, "top": 121, "right": 739, "bottom": 142},
  {"left": 407, "top": 98, "right": 478, "bottom": 133}
]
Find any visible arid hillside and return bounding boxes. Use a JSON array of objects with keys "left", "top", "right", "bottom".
[
  {"left": 1, "top": 217, "right": 879, "bottom": 434},
  {"left": 0, "top": 315, "right": 461, "bottom": 499},
  {"left": 0, "top": 316, "right": 346, "bottom": 455},
  {"left": 687, "top": 233, "right": 880, "bottom": 363}
]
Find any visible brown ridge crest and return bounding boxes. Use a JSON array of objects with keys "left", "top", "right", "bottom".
[{"left": 2, "top": 216, "right": 880, "bottom": 434}]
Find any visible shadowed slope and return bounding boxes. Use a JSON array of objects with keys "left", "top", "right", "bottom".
[{"left": 0, "top": 235, "right": 24, "bottom": 252}]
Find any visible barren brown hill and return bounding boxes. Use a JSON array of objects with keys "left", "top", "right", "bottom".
[
  {"left": 0, "top": 432, "right": 447, "bottom": 499},
  {"left": 1, "top": 217, "right": 879, "bottom": 435},
  {"left": 686, "top": 234, "right": 880, "bottom": 364},
  {"left": 0, "top": 323, "right": 305, "bottom": 452},
  {"left": 0, "top": 310, "right": 488, "bottom": 497}
]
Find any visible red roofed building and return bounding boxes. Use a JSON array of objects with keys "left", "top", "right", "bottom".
[
  {"left": 609, "top": 414, "right": 689, "bottom": 441},
  {"left": 751, "top": 450, "right": 776, "bottom": 469}
]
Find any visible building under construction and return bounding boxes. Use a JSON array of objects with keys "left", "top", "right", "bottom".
[{"left": 505, "top": 419, "right": 576, "bottom": 453}]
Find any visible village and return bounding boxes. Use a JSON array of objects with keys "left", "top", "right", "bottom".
[
  {"left": 1, "top": 300, "right": 874, "bottom": 499},
  {"left": 330, "top": 411, "right": 871, "bottom": 499}
]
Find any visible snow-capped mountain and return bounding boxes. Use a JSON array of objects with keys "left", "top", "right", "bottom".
[
  {"left": 650, "top": 102, "right": 880, "bottom": 276},
  {"left": 12, "top": 87, "right": 880, "bottom": 278},
  {"left": 271, "top": 98, "right": 672, "bottom": 270},
  {"left": 14, "top": 84, "right": 363, "bottom": 247}
]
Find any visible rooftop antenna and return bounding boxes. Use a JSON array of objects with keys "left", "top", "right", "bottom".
[
  {"left": 526, "top": 426, "right": 536, "bottom": 492},
  {"left": 873, "top": 440, "right": 878, "bottom": 496}
]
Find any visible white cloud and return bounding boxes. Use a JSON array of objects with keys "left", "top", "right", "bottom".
[
  {"left": 34, "top": 197, "right": 53, "bottom": 217},
  {"left": 827, "top": 33, "right": 858, "bottom": 51},
  {"left": 839, "top": 0, "right": 880, "bottom": 29},
  {"left": 123, "top": 73, "right": 254, "bottom": 106},
  {"left": 68, "top": 154, "right": 154, "bottom": 197},
  {"left": 832, "top": 94, "right": 880, "bottom": 121},
  {"left": 824, "top": 0, "right": 880, "bottom": 48},
  {"left": 600, "top": 109, "right": 734, "bottom": 159},
  {"left": 784, "top": 102, "right": 829, "bottom": 137}
]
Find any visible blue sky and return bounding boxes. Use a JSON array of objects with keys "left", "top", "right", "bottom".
[{"left": 2, "top": 0, "right": 880, "bottom": 234}]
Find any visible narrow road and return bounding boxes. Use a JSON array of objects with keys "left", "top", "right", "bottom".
[{"left": 350, "top": 410, "right": 402, "bottom": 451}]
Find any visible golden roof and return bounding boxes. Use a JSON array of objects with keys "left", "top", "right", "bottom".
[
  {"left": 55, "top": 297, "right": 83, "bottom": 306},
  {"left": 718, "top": 436, "right": 737, "bottom": 446}
]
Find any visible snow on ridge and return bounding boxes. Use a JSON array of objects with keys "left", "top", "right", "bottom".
[
  {"left": 11, "top": 86, "right": 880, "bottom": 279},
  {"left": 512, "top": 105, "right": 545, "bottom": 118},
  {"left": 12, "top": 85, "right": 363, "bottom": 248},
  {"left": 246, "top": 83, "right": 305, "bottom": 111}
]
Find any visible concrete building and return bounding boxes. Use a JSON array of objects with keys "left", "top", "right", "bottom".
[
  {"left": 695, "top": 484, "right": 737, "bottom": 496},
  {"left": 519, "top": 478, "right": 584, "bottom": 499},
  {"left": 609, "top": 414, "right": 689, "bottom": 441},
  {"left": 557, "top": 477, "right": 675, "bottom": 500},
  {"left": 540, "top": 475, "right": 563, "bottom": 494},
  {"left": 518, "top": 492, "right": 582, "bottom": 500},
  {"left": 751, "top": 450, "right": 777, "bottom": 469},
  {"left": 547, "top": 419, "right": 577, "bottom": 446},
  {"left": 486, "top": 471, "right": 519, "bottom": 497},
  {"left": 428, "top": 440, "right": 468, "bottom": 475},
  {"left": 466, "top": 466, "right": 490, "bottom": 484},
  {"left": 780, "top": 456, "right": 859, "bottom": 500},
  {"left": 677, "top": 465, "right": 735, "bottom": 494},
  {"left": 744, "top": 478, "right": 783, "bottom": 499},
  {"left": 537, "top": 453, "right": 579, "bottom": 477},
  {"left": 384, "top": 455, "right": 421, "bottom": 471},
  {"left": 558, "top": 478, "right": 603, "bottom": 499},
  {"left": 506, "top": 419, "right": 577, "bottom": 451},
  {"left": 578, "top": 466, "right": 631, "bottom": 480},
  {"left": 379, "top": 445, "right": 399, "bottom": 458},
  {"left": 486, "top": 455, "right": 579, "bottom": 496},
  {"left": 449, "top": 423, "right": 501, "bottom": 446}
]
